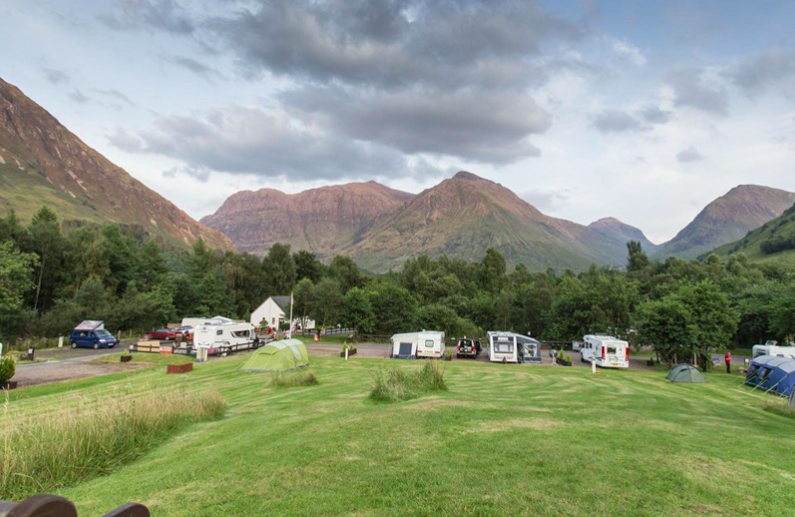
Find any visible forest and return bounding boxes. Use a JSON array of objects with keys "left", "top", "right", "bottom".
[{"left": 1, "top": 208, "right": 794, "bottom": 363}]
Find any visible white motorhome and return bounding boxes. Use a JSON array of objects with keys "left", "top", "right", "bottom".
[
  {"left": 194, "top": 321, "right": 258, "bottom": 355},
  {"left": 488, "top": 331, "right": 519, "bottom": 363},
  {"left": 752, "top": 341, "right": 795, "bottom": 359},
  {"left": 389, "top": 331, "right": 445, "bottom": 359},
  {"left": 181, "top": 316, "right": 238, "bottom": 328},
  {"left": 580, "top": 335, "right": 629, "bottom": 369}
]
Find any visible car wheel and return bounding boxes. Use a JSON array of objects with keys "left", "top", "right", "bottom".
[
  {"left": 93, "top": 343, "right": 99, "bottom": 349},
  {"left": 71, "top": 342, "right": 77, "bottom": 349}
]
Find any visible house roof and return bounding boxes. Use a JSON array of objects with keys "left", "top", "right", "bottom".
[{"left": 270, "top": 296, "right": 292, "bottom": 312}]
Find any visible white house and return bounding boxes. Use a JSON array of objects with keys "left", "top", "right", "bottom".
[{"left": 250, "top": 296, "right": 315, "bottom": 331}]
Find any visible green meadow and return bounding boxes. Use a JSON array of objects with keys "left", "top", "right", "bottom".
[{"left": 3, "top": 354, "right": 795, "bottom": 517}]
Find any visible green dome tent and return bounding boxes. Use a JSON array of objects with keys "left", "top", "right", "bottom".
[
  {"left": 666, "top": 364, "right": 707, "bottom": 383},
  {"left": 241, "top": 339, "right": 309, "bottom": 373}
]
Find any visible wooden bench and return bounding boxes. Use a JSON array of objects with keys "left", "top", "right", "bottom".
[
  {"left": 0, "top": 494, "right": 149, "bottom": 517},
  {"left": 134, "top": 341, "right": 161, "bottom": 353}
]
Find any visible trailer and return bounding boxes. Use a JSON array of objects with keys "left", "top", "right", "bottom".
[
  {"left": 193, "top": 321, "right": 261, "bottom": 356},
  {"left": 752, "top": 341, "right": 795, "bottom": 359},
  {"left": 488, "top": 331, "right": 519, "bottom": 363},
  {"left": 580, "top": 334, "right": 629, "bottom": 369},
  {"left": 389, "top": 331, "right": 445, "bottom": 359}
]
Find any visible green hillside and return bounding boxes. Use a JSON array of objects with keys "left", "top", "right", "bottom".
[{"left": 713, "top": 203, "right": 795, "bottom": 266}]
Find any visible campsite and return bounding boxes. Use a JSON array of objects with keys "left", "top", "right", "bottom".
[{"left": 2, "top": 350, "right": 795, "bottom": 517}]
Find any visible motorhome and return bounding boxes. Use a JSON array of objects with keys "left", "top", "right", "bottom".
[
  {"left": 389, "top": 331, "right": 445, "bottom": 359},
  {"left": 752, "top": 341, "right": 795, "bottom": 359},
  {"left": 193, "top": 321, "right": 259, "bottom": 355},
  {"left": 488, "top": 332, "right": 541, "bottom": 363},
  {"left": 580, "top": 335, "right": 630, "bottom": 369}
]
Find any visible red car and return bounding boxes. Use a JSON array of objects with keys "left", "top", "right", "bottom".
[{"left": 147, "top": 328, "right": 178, "bottom": 341}]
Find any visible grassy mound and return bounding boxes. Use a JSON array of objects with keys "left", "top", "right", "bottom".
[
  {"left": 369, "top": 360, "right": 447, "bottom": 402},
  {"left": 0, "top": 387, "right": 224, "bottom": 499},
  {"left": 268, "top": 370, "right": 319, "bottom": 388}
]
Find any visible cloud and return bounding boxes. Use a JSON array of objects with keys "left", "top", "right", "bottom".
[
  {"left": 520, "top": 188, "right": 570, "bottom": 212},
  {"left": 167, "top": 55, "right": 222, "bottom": 79},
  {"left": 639, "top": 105, "right": 673, "bottom": 124},
  {"left": 107, "top": 105, "right": 439, "bottom": 181},
  {"left": 42, "top": 67, "right": 70, "bottom": 85},
  {"left": 591, "top": 109, "right": 644, "bottom": 133},
  {"left": 730, "top": 48, "right": 795, "bottom": 96},
  {"left": 610, "top": 39, "right": 647, "bottom": 66},
  {"left": 100, "top": 0, "right": 194, "bottom": 35},
  {"left": 665, "top": 67, "right": 729, "bottom": 116},
  {"left": 206, "top": 0, "right": 581, "bottom": 91},
  {"left": 676, "top": 147, "right": 705, "bottom": 163},
  {"left": 93, "top": 88, "right": 135, "bottom": 107},
  {"left": 282, "top": 86, "right": 551, "bottom": 163},
  {"left": 69, "top": 89, "right": 89, "bottom": 103}
]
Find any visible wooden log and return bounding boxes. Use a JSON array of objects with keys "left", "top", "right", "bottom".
[{"left": 0, "top": 495, "right": 149, "bottom": 517}]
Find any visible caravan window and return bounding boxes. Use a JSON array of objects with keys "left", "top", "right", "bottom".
[
  {"left": 494, "top": 340, "right": 513, "bottom": 353},
  {"left": 232, "top": 330, "right": 250, "bottom": 338},
  {"left": 606, "top": 346, "right": 618, "bottom": 355},
  {"left": 216, "top": 330, "right": 223, "bottom": 336},
  {"left": 424, "top": 340, "right": 435, "bottom": 348}
]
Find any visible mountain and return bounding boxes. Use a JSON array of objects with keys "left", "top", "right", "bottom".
[
  {"left": 340, "top": 171, "right": 649, "bottom": 272},
  {"left": 0, "top": 77, "right": 232, "bottom": 250},
  {"left": 201, "top": 181, "right": 414, "bottom": 256},
  {"left": 654, "top": 185, "right": 795, "bottom": 260},
  {"left": 713, "top": 203, "right": 795, "bottom": 266},
  {"left": 581, "top": 217, "right": 659, "bottom": 260}
]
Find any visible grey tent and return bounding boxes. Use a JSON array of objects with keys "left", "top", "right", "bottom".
[{"left": 666, "top": 364, "right": 707, "bottom": 383}]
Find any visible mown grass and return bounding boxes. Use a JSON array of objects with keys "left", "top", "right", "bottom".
[
  {"left": 90, "top": 353, "right": 197, "bottom": 365},
  {"left": 0, "top": 386, "right": 224, "bottom": 500},
  {"left": 268, "top": 370, "right": 319, "bottom": 388},
  {"left": 3, "top": 355, "right": 795, "bottom": 516},
  {"left": 369, "top": 360, "right": 447, "bottom": 402}
]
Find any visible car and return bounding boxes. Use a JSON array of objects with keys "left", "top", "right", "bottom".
[
  {"left": 147, "top": 328, "right": 178, "bottom": 341},
  {"left": 175, "top": 326, "right": 193, "bottom": 343},
  {"left": 456, "top": 338, "right": 482, "bottom": 359},
  {"left": 70, "top": 328, "right": 117, "bottom": 349}
]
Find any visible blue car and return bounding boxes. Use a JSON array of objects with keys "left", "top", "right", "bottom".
[{"left": 70, "top": 321, "right": 118, "bottom": 349}]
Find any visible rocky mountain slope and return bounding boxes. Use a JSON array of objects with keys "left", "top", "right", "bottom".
[
  {"left": 0, "top": 76, "right": 232, "bottom": 250},
  {"left": 712, "top": 202, "right": 795, "bottom": 266},
  {"left": 654, "top": 185, "right": 795, "bottom": 260},
  {"left": 201, "top": 181, "right": 413, "bottom": 255}
]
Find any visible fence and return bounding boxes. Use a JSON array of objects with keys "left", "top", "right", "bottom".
[
  {"left": 322, "top": 327, "right": 354, "bottom": 336},
  {"left": 0, "top": 494, "right": 149, "bottom": 517}
]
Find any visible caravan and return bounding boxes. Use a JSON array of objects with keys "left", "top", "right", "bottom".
[
  {"left": 752, "top": 341, "right": 795, "bottom": 360},
  {"left": 488, "top": 332, "right": 541, "bottom": 363},
  {"left": 194, "top": 320, "right": 259, "bottom": 355},
  {"left": 389, "top": 331, "right": 445, "bottom": 359},
  {"left": 580, "top": 335, "right": 629, "bottom": 369}
]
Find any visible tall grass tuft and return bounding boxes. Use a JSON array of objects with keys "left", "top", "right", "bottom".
[
  {"left": 1, "top": 387, "right": 225, "bottom": 500},
  {"left": 369, "top": 361, "right": 448, "bottom": 403},
  {"left": 269, "top": 370, "right": 319, "bottom": 388},
  {"left": 762, "top": 398, "right": 795, "bottom": 419}
]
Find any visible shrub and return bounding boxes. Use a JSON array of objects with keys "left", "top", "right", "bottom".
[
  {"left": 0, "top": 387, "right": 225, "bottom": 500},
  {"left": 566, "top": 353, "right": 572, "bottom": 363},
  {"left": 558, "top": 349, "right": 564, "bottom": 360},
  {"left": 269, "top": 370, "right": 319, "bottom": 388},
  {"left": 0, "top": 356, "right": 15, "bottom": 384},
  {"left": 369, "top": 361, "right": 447, "bottom": 403}
]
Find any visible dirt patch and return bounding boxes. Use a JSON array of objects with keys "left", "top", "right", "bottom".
[{"left": 14, "top": 362, "right": 149, "bottom": 388}]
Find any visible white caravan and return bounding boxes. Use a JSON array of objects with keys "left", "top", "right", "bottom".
[
  {"left": 580, "top": 335, "right": 630, "bottom": 369},
  {"left": 389, "top": 331, "right": 445, "bottom": 359},
  {"left": 488, "top": 331, "right": 520, "bottom": 363},
  {"left": 194, "top": 321, "right": 258, "bottom": 355},
  {"left": 752, "top": 341, "right": 795, "bottom": 359}
]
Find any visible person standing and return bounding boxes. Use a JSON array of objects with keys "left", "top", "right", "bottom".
[{"left": 725, "top": 352, "right": 732, "bottom": 374}]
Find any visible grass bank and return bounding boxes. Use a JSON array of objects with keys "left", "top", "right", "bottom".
[
  {"left": 0, "top": 386, "right": 224, "bottom": 500},
  {"left": 3, "top": 355, "right": 795, "bottom": 516}
]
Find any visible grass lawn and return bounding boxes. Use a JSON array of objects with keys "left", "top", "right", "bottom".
[
  {"left": 4, "top": 355, "right": 795, "bottom": 517},
  {"left": 90, "top": 353, "right": 197, "bottom": 365}
]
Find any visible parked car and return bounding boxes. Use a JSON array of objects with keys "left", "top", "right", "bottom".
[
  {"left": 456, "top": 338, "right": 482, "bottom": 359},
  {"left": 175, "top": 325, "right": 193, "bottom": 343},
  {"left": 147, "top": 328, "right": 178, "bottom": 341},
  {"left": 70, "top": 321, "right": 117, "bottom": 349}
]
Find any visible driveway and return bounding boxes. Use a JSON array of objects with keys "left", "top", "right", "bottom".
[{"left": 12, "top": 342, "right": 131, "bottom": 387}]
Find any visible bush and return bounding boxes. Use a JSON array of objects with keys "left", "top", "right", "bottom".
[
  {"left": 0, "top": 387, "right": 225, "bottom": 499},
  {"left": 269, "top": 370, "right": 319, "bottom": 388},
  {"left": 566, "top": 353, "right": 572, "bottom": 363},
  {"left": 369, "top": 361, "right": 447, "bottom": 403},
  {"left": 0, "top": 356, "right": 15, "bottom": 384}
]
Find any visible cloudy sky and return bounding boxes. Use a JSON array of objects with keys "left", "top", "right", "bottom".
[{"left": 3, "top": 0, "right": 795, "bottom": 243}]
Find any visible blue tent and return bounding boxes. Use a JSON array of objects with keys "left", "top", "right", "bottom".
[{"left": 746, "top": 355, "right": 795, "bottom": 396}]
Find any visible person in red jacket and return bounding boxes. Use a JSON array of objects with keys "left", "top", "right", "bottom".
[{"left": 725, "top": 352, "right": 732, "bottom": 374}]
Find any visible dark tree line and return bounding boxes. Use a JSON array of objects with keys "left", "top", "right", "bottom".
[{"left": 2, "top": 207, "right": 795, "bottom": 363}]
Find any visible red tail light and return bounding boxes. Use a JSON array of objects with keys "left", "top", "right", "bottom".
[
  {"left": 601, "top": 346, "right": 606, "bottom": 360},
  {"left": 626, "top": 347, "right": 630, "bottom": 360}
]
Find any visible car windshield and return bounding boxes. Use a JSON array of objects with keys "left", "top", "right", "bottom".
[{"left": 96, "top": 330, "right": 111, "bottom": 337}]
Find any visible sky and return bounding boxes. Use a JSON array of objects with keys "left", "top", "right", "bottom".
[{"left": 2, "top": 0, "right": 795, "bottom": 243}]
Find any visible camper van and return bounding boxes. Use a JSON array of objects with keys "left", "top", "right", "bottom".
[
  {"left": 389, "top": 331, "right": 445, "bottom": 359},
  {"left": 70, "top": 321, "right": 117, "bottom": 349},
  {"left": 580, "top": 335, "right": 629, "bottom": 369},
  {"left": 752, "top": 341, "right": 795, "bottom": 359},
  {"left": 194, "top": 321, "right": 259, "bottom": 355}
]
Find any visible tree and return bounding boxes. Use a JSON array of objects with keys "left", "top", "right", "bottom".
[
  {"left": 341, "top": 287, "right": 375, "bottom": 334},
  {"left": 0, "top": 241, "right": 37, "bottom": 314},
  {"left": 634, "top": 296, "right": 692, "bottom": 364},
  {"left": 328, "top": 255, "right": 363, "bottom": 293},
  {"left": 310, "top": 278, "right": 342, "bottom": 327},
  {"left": 262, "top": 243, "right": 297, "bottom": 295},
  {"left": 370, "top": 281, "right": 417, "bottom": 334},
  {"left": 769, "top": 292, "right": 795, "bottom": 343},
  {"left": 478, "top": 248, "right": 507, "bottom": 293},
  {"left": 293, "top": 278, "right": 315, "bottom": 329},
  {"left": 28, "top": 207, "right": 65, "bottom": 311},
  {"left": 294, "top": 250, "right": 324, "bottom": 283},
  {"left": 626, "top": 241, "right": 650, "bottom": 273}
]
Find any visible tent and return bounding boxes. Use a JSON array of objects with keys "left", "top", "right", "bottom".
[
  {"left": 390, "top": 332, "right": 418, "bottom": 359},
  {"left": 241, "top": 339, "right": 309, "bottom": 373},
  {"left": 666, "top": 364, "right": 707, "bottom": 383},
  {"left": 746, "top": 355, "right": 795, "bottom": 396}
]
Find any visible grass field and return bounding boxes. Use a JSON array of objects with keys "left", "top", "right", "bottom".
[{"left": 3, "top": 354, "right": 795, "bottom": 517}]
